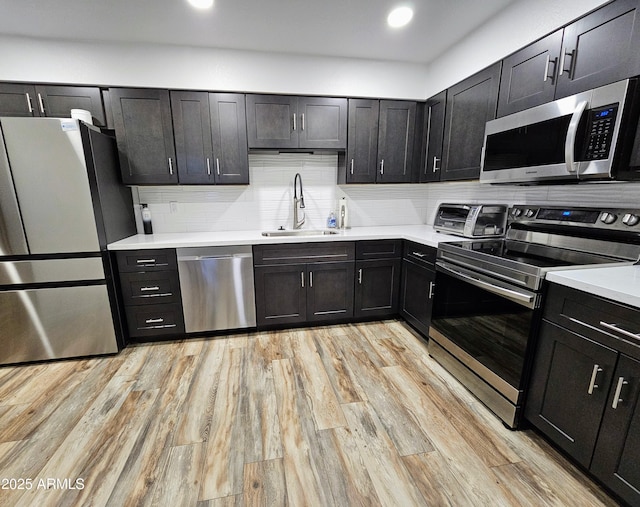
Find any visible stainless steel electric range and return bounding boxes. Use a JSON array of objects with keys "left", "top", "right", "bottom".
[{"left": 428, "top": 205, "right": 640, "bottom": 429}]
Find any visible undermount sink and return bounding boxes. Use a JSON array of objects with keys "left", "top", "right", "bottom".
[{"left": 261, "top": 229, "right": 340, "bottom": 237}]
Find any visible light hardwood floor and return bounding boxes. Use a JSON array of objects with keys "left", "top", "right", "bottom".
[{"left": 0, "top": 320, "right": 620, "bottom": 506}]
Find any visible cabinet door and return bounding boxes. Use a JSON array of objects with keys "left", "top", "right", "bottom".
[
  {"left": 246, "top": 94, "right": 298, "bottom": 149},
  {"left": 346, "top": 99, "right": 379, "bottom": 183},
  {"left": 209, "top": 93, "right": 249, "bottom": 185},
  {"left": 591, "top": 354, "right": 640, "bottom": 506},
  {"left": 555, "top": 0, "right": 640, "bottom": 99},
  {"left": 306, "top": 262, "right": 355, "bottom": 322},
  {"left": 170, "top": 91, "right": 214, "bottom": 184},
  {"left": 525, "top": 319, "right": 617, "bottom": 468},
  {"left": 298, "top": 97, "right": 347, "bottom": 150},
  {"left": 110, "top": 88, "right": 177, "bottom": 185},
  {"left": 36, "top": 85, "right": 106, "bottom": 126},
  {"left": 254, "top": 264, "right": 307, "bottom": 327},
  {"left": 0, "top": 83, "right": 39, "bottom": 117},
  {"left": 442, "top": 62, "right": 501, "bottom": 181},
  {"left": 421, "top": 91, "right": 446, "bottom": 182},
  {"left": 497, "top": 30, "right": 563, "bottom": 117},
  {"left": 354, "top": 259, "right": 401, "bottom": 318},
  {"left": 400, "top": 258, "right": 435, "bottom": 336},
  {"left": 377, "top": 100, "right": 416, "bottom": 183}
]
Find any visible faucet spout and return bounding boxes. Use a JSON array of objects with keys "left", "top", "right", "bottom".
[{"left": 293, "top": 173, "right": 305, "bottom": 229}]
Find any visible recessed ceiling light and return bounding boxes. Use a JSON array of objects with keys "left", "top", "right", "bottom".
[
  {"left": 188, "top": 0, "right": 214, "bottom": 9},
  {"left": 387, "top": 6, "right": 414, "bottom": 28}
]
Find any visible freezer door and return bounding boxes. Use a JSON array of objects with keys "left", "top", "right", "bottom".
[
  {"left": 0, "top": 284, "right": 118, "bottom": 365},
  {"left": 0, "top": 123, "right": 28, "bottom": 256},
  {"left": 0, "top": 117, "right": 100, "bottom": 254}
]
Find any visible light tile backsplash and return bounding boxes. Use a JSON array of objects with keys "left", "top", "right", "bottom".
[{"left": 134, "top": 153, "right": 640, "bottom": 234}]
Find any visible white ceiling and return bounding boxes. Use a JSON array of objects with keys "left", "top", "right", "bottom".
[{"left": 0, "top": 0, "right": 517, "bottom": 64}]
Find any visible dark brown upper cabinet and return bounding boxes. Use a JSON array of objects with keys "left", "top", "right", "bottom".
[
  {"left": 209, "top": 93, "right": 249, "bottom": 185},
  {"left": 344, "top": 98, "right": 379, "bottom": 183},
  {"left": 110, "top": 88, "right": 177, "bottom": 185},
  {"left": 246, "top": 94, "right": 347, "bottom": 150},
  {"left": 441, "top": 63, "right": 501, "bottom": 181},
  {"left": 0, "top": 83, "right": 105, "bottom": 125},
  {"left": 377, "top": 100, "right": 416, "bottom": 183},
  {"left": 555, "top": 0, "right": 640, "bottom": 99},
  {"left": 497, "top": 30, "right": 564, "bottom": 117},
  {"left": 420, "top": 91, "right": 447, "bottom": 182}
]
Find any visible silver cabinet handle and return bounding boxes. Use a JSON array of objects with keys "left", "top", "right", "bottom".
[
  {"left": 145, "top": 318, "right": 164, "bottom": 324},
  {"left": 136, "top": 259, "right": 156, "bottom": 264},
  {"left": 612, "top": 377, "right": 629, "bottom": 409},
  {"left": 358, "top": 268, "right": 363, "bottom": 284},
  {"left": 588, "top": 364, "right": 603, "bottom": 395},
  {"left": 168, "top": 158, "right": 174, "bottom": 175},
  {"left": 37, "top": 93, "right": 45, "bottom": 114},
  {"left": 565, "top": 100, "right": 587, "bottom": 174},
  {"left": 292, "top": 113, "right": 297, "bottom": 131},
  {"left": 309, "top": 271, "right": 313, "bottom": 288},
  {"left": 412, "top": 251, "right": 426, "bottom": 258},
  {"left": 600, "top": 321, "right": 640, "bottom": 341},
  {"left": 25, "top": 93, "right": 33, "bottom": 113},
  {"left": 428, "top": 281, "right": 435, "bottom": 299},
  {"left": 433, "top": 156, "right": 441, "bottom": 173},
  {"left": 559, "top": 49, "right": 576, "bottom": 79},
  {"left": 216, "top": 157, "right": 220, "bottom": 176},
  {"left": 543, "top": 54, "right": 558, "bottom": 83},
  {"left": 301, "top": 113, "right": 305, "bottom": 131},
  {"left": 350, "top": 159, "right": 354, "bottom": 175},
  {"left": 301, "top": 271, "right": 304, "bottom": 288},
  {"left": 206, "top": 158, "right": 211, "bottom": 176},
  {"left": 380, "top": 159, "right": 384, "bottom": 175},
  {"left": 140, "top": 286, "right": 160, "bottom": 292}
]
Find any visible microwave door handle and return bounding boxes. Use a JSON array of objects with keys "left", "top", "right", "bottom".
[{"left": 565, "top": 100, "right": 588, "bottom": 174}]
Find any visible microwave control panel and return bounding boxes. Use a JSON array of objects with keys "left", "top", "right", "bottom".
[{"left": 582, "top": 104, "right": 618, "bottom": 160}]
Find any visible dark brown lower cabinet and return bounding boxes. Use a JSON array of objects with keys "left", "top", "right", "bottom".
[
  {"left": 526, "top": 283, "right": 640, "bottom": 506},
  {"left": 307, "top": 262, "right": 355, "bottom": 322},
  {"left": 354, "top": 259, "right": 401, "bottom": 318},
  {"left": 399, "top": 242, "right": 437, "bottom": 336}
]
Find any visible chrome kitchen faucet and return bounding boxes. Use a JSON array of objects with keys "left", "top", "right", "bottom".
[{"left": 293, "top": 173, "right": 305, "bottom": 229}]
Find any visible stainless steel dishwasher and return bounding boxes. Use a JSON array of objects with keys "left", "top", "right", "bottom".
[{"left": 177, "top": 246, "right": 256, "bottom": 332}]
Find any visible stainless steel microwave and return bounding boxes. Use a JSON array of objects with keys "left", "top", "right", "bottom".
[{"left": 480, "top": 79, "right": 640, "bottom": 184}]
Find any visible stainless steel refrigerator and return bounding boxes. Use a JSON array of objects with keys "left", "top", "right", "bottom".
[{"left": 0, "top": 117, "right": 136, "bottom": 365}]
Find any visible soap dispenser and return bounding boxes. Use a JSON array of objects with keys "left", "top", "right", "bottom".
[{"left": 327, "top": 211, "right": 337, "bottom": 229}]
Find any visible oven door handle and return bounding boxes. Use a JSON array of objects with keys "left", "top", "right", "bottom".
[{"left": 436, "top": 261, "right": 537, "bottom": 309}]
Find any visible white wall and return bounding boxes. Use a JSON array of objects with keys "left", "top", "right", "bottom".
[
  {"left": 425, "top": 0, "right": 609, "bottom": 97},
  {"left": 0, "top": 35, "right": 428, "bottom": 100}
]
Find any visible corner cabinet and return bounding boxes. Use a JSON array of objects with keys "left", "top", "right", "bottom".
[
  {"left": 246, "top": 95, "right": 347, "bottom": 150},
  {"left": 0, "top": 83, "right": 106, "bottom": 126},
  {"left": 526, "top": 283, "right": 640, "bottom": 506},
  {"left": 342, "top": 99, "right": 416, "bottom": 184},
  {"left": 253, "top": 242, "right": 355, "bottom": 328},
  {"left": 441, "top": 62, "right": 501, "bottom": 181},
  {"left": 109, "top": 88, "right": 177, "bottom": 185}
]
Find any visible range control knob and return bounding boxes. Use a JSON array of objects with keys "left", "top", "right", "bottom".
[
  {"left": 525, "top": 208, "right": 536, "bottom": 218},
  {"left": 622, "top": 213, "right": 640, "bottom": 226},
  {"left": 600, "top": 212, "right": 617, "bottom": 224},
  {"left": 511, "top": 208, "right": 523, "bottom": 218}
]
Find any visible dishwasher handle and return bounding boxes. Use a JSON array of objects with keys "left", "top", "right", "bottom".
[{"left": 178, "top": 253, "right": 253, "bottom": 262}]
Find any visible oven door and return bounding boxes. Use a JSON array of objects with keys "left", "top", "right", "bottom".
[{"left": 429, "top": 260, "right": 541, "bottom": 428}]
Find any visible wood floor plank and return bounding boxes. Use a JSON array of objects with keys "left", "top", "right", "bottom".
[
  {"left": 173, "top": 339, "right": 227, "bottom": 446},
  {"left": 289, "top": 331, "right": 347, "bottom": 430},
  {"left": 381, "top": 364, "right": 515, "bottom": 505},
  {"left": 272, "top": 358, "right": 328, "bottom": 507},
  {"left": 197, "top": 495, "right": 242, "bottom": 507},
  {"left": 403, "top": 452, "right": 476, "bottom": 507},
  {"left": 243, "top": 458, "right": 287, "bottom": 507},
  {"left": 180, "top": 337, "right": 207, "bottom": 356},
  {"left": 199, "top": 345, "right": 247, "bottom": 501},
  {"left": 150, "top": 443, "right": 205, "bottom": 507},
  {"left": 130, "top": 343, "right": 176, "bottom": 391},
  {"left": 341, "top": 401, "right": 427, "bottom": 507}
]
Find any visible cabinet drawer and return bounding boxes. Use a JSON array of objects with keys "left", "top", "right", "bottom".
[
  {"left": 253, "top": 242, "right": 355, "bottom": 265},
  {"left": 119, "top": 271, "right": 181, "bottom": 306},
  {"left": 124, "top": 303, "right": 184, "bottom": 338},
  {"left": 116, "top": 249, "right": 177, "bottom": 272},
  {"left": 545, "top": 283, "right": 640, "bottom": 360},
  {"left": 403, "top": 241, "right": 436, "bottom": 266},
  {"left": 356, "top": 240, "right": 402, "bottom": 260}
]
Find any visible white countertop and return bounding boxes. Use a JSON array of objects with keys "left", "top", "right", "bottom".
[
  {"left": 546, "top": 265, "right": 640, "bottom": 309},
  {"left": 107, "top": 225, "right": 462, "bottom": 250}
]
